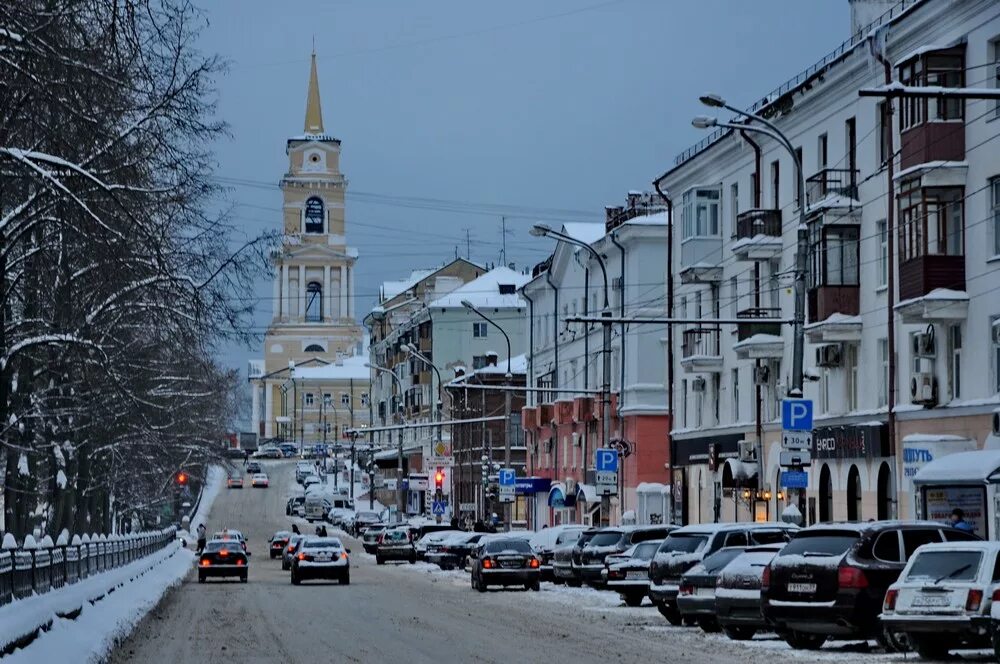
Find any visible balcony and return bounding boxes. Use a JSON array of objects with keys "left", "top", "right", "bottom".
[
  {"left": 808, "top": 286, "right": 859, "bottom": 324},
  {"left": 806, "top": 169, "right": 859, "bottom": 208},
  {"left": 732, "top": 209, "right": 782, "bottom": 260},
  {"left": 680, "top": 327, "right": 723, "bottom": 373},
  {"left": 895, "top": 257, "right": 968, "bottom": 323},
  {"left": 680, "top": 236, "right": 722, "bottom": 275},
  {"left": 736, "top": 307, "right": 782, "bottom": 341}
]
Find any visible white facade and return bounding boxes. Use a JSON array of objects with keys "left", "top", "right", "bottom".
[{"left": 661, "top": 0, "right": 1000, "bottom": 525}]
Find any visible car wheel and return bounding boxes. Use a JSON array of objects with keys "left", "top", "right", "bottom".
[
  {"left": 623, "top": 593, "right": 644, "bottom": 607},
  {"left": 240, "top": 574, "right": 248, "bottom": 583},
  {"left": 911, "top": 634, "right": 949, "bottom": 660},
  {"left": 722, "top": 626, "right": 756, "bottom": 641},
  {"left": 409, "top": 555, "right": 416, "bottom": 565},
  {"left": 282, "top": 561, "right": 289, "bottom": 571},
  {"left": 993, "top": 629, "right": 1000, "bottom": 662},
  {"left": 696, "top": 617, "right": 720, "bottom": 633},
  {"left": 340, "top": 573, "right": 350, "bottom": 586},
  {"left": 530, "top": 580, "right": 540, "bottom": 592},
  {"left": 657, "top": 603, "right": 683, "bottom": 626},
  {"left": 197, "top": 573, "right": 205, "bottom": 584},
  {"left": 291, "top": 571, "right": 301, "bottom": 585},
  {"left": 784, "top": 631, "right": 827, "bottom": 650},
  {"left": 877, "top": 629, "right": 910, "bottom": 653},
  {"left": 477, "top": 577, "right": 487, "bottom": 593}
]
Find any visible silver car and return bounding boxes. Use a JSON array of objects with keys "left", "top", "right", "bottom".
[{"left": 290, "top": 537, "right": 351, "bottom": 585}]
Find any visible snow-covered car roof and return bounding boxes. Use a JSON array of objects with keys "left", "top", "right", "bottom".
[{"left": 528, "top": 524, "right": 588, "bottom": 548}]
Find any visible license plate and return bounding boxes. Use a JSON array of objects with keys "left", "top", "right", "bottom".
[
  {"left": 626, "top": 571, "right": 648, "bottom": 580},
  {"left": 315, "top": 554, "right": 331, "bottom": 561},
  {"left": 787, "top": 582, "right": 816, "bottom": 594},
  {"left": 695, "top": 587, "right": 715, "bottom": 597},
  {"left": 500, "top": 561, "right": 521, "bottom": 569},
  {"left": 912, "top": 594, "right": 950, "bottom": 607}
]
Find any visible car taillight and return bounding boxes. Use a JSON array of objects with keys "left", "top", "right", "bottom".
[
  {"left": 298, "top": 553, "right": 308, "bottom": 561},
  {"left": 199, "top": 558, "right": 210, "bottom": 566},
  {"left": 648, "top": 561, "right": 658, "bottom": 577},
  {"left": 483, "top": 559, "right": 493, "bottom": 569},
  {"left": 679, "top": 583, "right": 693, "bottom": 596},
  {"left": 966, "top": 589, "right": 984, "bottom": 612},
  {"left": 838, "top": 565, "right": 868, "bottom": 589},
  {"left": 529, "top": 558, "right": 540, "bottom": 569},
  {"left": 608, "top": 570, "right": 624, "bottom": 580},
  {"left": 236, "top": 559, "right": 245, "bottom": 566},
  {"left": 341, "top": 552, "right": 348, "bottom": 560},
  {"left": 992, "top": 588, "right": 1000, "bottom": 602},
  {"left": 883, "top": 588, "right": 898, "bottom": 611},
  {"left": 219, "top": 550, "right": 228, "bottom": 557},
  {"left": 761, "top": 564, "right": 771, "bottom": 592}
]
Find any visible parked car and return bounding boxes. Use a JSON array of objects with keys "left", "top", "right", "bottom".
[
  {"left": 279, "top": 443, "right": 298, "bottom": 457},
  {"left": 553, "top": 529, "right": 598, "bottom": 587},
  {"left": 290, "top": 537, "right": 351, "bottom": 585},
  {"left": 351, "top": 511, "right": 382, "bottom": 537},
  {"left": 762, "top": 520, "right": 979, "bottom": 651},
  {"left": 649, "top": 522, "right": 797, "bottom": 626},
  {"left": 252, "top": 446, "right": 282, "bottom": 459},
  {"left": 882, "top": 540, "right": 1000, "bottom": 659},
  {"left": 286, "top": 496, "right": 305, "bottom": 517},
  {"left": 376, "top": 528, "right": 416, "bottom": 565},
  {"left": 268, "top": 531, "right": 292, "bottom": 559},
  {"left": 295, "top": 462, "right": 313, "bottom": 483},
  {"left": 715, "top": 544, "right": 785, "bottom": 641},
  {"left": 304, "top": 494, "right": 331, "bottom": 522},
  {"left": 426, "top": 532, "right": 484, "bottom": 570},
  {"left": 246, "top": 461, "right": 262, "bottom": 474},
  {"left": 227, "top": 475, "right": 243, "bottom": 489},
  {"left": 470, "top": 537, "right": 541, "bottom": 592},
  {"left": 282, "top": 534, "right": 305, "bottom": 571},
  {"left": 302, "top": 475, "right": 322, "bottom": 491},
  {"left": 251, "top": 473, "right": 269, "bottom": 488},
  {"left": 677, "top": 547, "right": 749, "bottom": 632},
  {"left": 415, "top": 530, "right": 461, "bottom": 561},
  {"left": 577, "top": 525, "right": 676, "bottom": 587},
  {"left": 197, "top": 539, "right": 248, "bottom": 583},
  {"left": 529, "top": 525, "right": 589, "bottom": 583},
  {"left": 603, "top": 539, "right": 663, "bottom": 606},
  {"left": 362, "top": 524, "right": 388, "bottom": 554}
]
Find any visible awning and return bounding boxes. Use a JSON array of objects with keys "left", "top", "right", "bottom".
[
  {"left": 548, "top": 482, "right": 573, "bottom": 508},
  {"left": 721, "top": 458, "right": 758, "bottom": 488},
  {"left": 576, "top": 483, "right": 599, "bottom": 504},
  {"left": 636, "top": 482, "right": 667, "bottom": 495},
  {"left": 913, "top": 449, "right": 1000, "bottom": 485}
]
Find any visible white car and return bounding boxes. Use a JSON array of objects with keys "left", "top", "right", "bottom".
[
  {"left": 251, "top": 473, "right": 269, "bottom": 488},
  {"left": 302, "top": 474, "right": 321, "bottom": 490},
  {"left": 290, "top": 537, "right": 350, "bottom": 585},
  {"left": 415, "top": 530, "right": 462, "bottom": 560},
  {"left": 881, "top": 540, "right": 1000, "bottom": 660}
]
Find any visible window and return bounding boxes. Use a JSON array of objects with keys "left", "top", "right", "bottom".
[
  {"left": 949, "top": 324, "right": 962, "bottom": 400},
  {"left": 304, "top": 343, "right": 324, "bottom": 353},
  {"left": 341, "top": 393, "right": 351, "bottom": 406},
  {"left": 992, "top": 39, "right": 1000, "bottom": 119},
  {"left": 872, "top": 531, "right": 902, "bottom": 562},
  {"left": 730, "top": 183, "right": 739, "bottom": 235},
  {"left": 877, "top": 220, "right": 888, "bottom": 287},
  {"left": 304, "top": 197, "right": 325, "bottom": 233},
  {"left": 809, "top": 224, "right": 860, "bottom": 288},
  {"left": 681, "top": 187, "right": 721, "bottom": 239},
  {"left": 992, "top": 177, "right": 1000, "bottom": 257},
  {"left": 695, "top": 384, "right": 703, "bottom": 427},
  {"left": 498, "top": 283, "right": 516, "bottom": 295},
  {"left": 899, "top": 50, "right": 964, "bottom": 129},
  {"left": 794, "top": 147, "right": 803, "bottom": 204},
  {"left": 472, "top": 355, "right": 488, "bottom": 370},
  {"left": 324, "top": 422, "right": 332, "bottom": 434},
  {"left": 817, "top": 133, "right": 828, "bottom": 169},
  {"left": 898, "top": 180, "right": 964, "bottom": 262},
  {"left": 770, "top": 160, "right": 780, "bottom": 209},
  {"left": 845, "top": 117, "right": 857, "bottom": 184},
  {"left": 729, "top": 276, "right": 739, "bottom": 317},
  {"left": 846, "top": 344, "right": 858, "bottom": 412},
  {"left": 304, "top": 393, "right": 314, "bottom": 407},
  {"left": 731, "top": 368, "right": 740, "bottom": 422},
  {"left": 305, "top": 282, "right": 322, "bottom": 322},
  {"left": 323, "top": 393, "right": 332, "bottom": 407},
  {"left": 712, "top": 374, "right": 720, "bottom": 425},
  {"left": 361, "top": 393, "right": 369, "bottom": 407},
  {"left": 877, "top": 102, "right": 891, "bottom": 165},
  {"left": 694, "top": 291, "right": 702, "bottom": 318},
  {"left": 680, "top": 295, "right": 688, "bottom": 319},
  {"left": 878, "top": 338, "right": 889, "bottom": 408},
  {"left": 723, "top": 531, "right": 748, "bottom": 547},
  {"left": 681, "top": 380, "right": 688, "bottom": 428},
  {"left": 820, "top": 370, "right": 830, "bottom": 414},
  {"left": 473, "top": 322, "right": 488, "bottom": 338},
  {"left": 993, "top": 317, "right": 1000, "bottom": 394},
  {"left": 903, "top": 529, "right": 943, "bottom": 558}
]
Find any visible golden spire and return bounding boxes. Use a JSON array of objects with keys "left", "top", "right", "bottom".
[{"left": 304, "top": 49, "right": 324, "bottom": 134}]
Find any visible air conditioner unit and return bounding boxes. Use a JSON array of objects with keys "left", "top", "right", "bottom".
[
  {"left": 815, "top": 344, "right": 842, "bottom": 368},
  {"left": 910, "top": 371, "right": 938, "bottom": 406},
  {"left": 753, "top": 365, "right": 770, "bottom": 386},
  {"left": 692, "top": 377, "right": 707, "bottom": 393},
  {"left": 738, "top": 440, "right": 756, "bottom": 462},
  {"left": 912, "top": 331, "right": 935, "bottom": 358},
  {"left": 572, "top": 432, "right": 582, "bottom": 448}
]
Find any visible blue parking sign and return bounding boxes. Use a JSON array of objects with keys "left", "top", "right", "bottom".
[
  {"left": 781, "top": 399, "right": 813, "bottom": 432},
  {"left": 498, "top": 469, "right": 515, "bottom": 486},
  {"left": 595, "top": 448, "right": 618, "bottom": 472}
]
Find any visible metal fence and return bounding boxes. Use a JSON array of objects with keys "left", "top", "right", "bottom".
[{"left": 0, "top": 527, "right": 177, "bottom": 607}]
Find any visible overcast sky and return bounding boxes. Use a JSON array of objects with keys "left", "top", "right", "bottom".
[{"left": 198, "top": 0, "right": 848, "bottom": 374}]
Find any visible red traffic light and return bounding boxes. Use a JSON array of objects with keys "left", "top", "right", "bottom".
[
  {"left": 434, "top": 468, "right": 444, "bottom": 489},
  {"left": 176, "top": 472, "right": 188, "bottom": 485}
]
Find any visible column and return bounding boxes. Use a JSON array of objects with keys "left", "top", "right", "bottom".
[
  {"left": 251, "top": 382, "right": 261, "bottom": 436},
  {"left": 347, "top": 265, "right": 355, "bottom": 319},
  {"left": 281, "top": 264, "right": 289, "bottom": 321},
  {"left": 272, "top": 271, "right": 280, "bottom": 321},
  {"left": 339, "top": 265, "right": 348, "bottom": 321},
  {"left": 323, "top": 265, "right": 331, "bottom": 321},
  {"left": 263, "top": 383, "right": 274, "bottom": 438},
  {"left": 298, "top": 264, "right": 306, "bottom": 322}
]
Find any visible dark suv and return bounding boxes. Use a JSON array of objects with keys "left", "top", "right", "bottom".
[
  {"left": 648, "top": 522, "right": 797, "bottom": 625},
  {"left": 762, "top": 520, "right": 980, "bottom": 650},
  {"left": 577, "top": 525, "right": 676, "bottom": 587}
]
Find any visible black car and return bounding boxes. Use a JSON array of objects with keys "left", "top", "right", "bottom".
[
  {"left": 351, "top": 511, "right": 382, "bottom": 537},
  {"left": 762, "top": 520, "right": 980, "bottom": 651},
  {"left": 649, "top": 522, "right": 797, "bottom": 626},
  {"left": 198, "top": 539, "right": 249, "bottom": 583},
  {"left": 677, "top": 547, "right": 748, "bottom": 632},
  {"left": 246, "top": 461, "right": 262, "bottom": 474},
  {"left": 714, "top": 544, "right": 784, "bottom": 641},
  {"left": 555, "top": 529, "right": 598, "bottom": 587},
  {"left": 470, "top": 537, "right": 541, "bottom": 592},
  {"left": 268, "top": 531, "right": 292, "bottom": 559},
  {"left": 577, "top": 525, "right": 676, "bottom": 587},
  {"left": 426, "top": 532, "right": 484, "bottom": 570}
]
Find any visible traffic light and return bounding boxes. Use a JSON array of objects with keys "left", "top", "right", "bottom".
[
  {"left": 176, "top": 471, "right": 188, "bottom": 486},
  {"left": 434, "top": 468, "right": 444, "bottom": 491}
]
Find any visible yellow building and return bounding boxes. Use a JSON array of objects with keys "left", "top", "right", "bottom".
[{"left": 249, "top": 52, "right": 369, "bottom": 442}]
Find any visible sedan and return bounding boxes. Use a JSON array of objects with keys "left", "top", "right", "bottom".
[
  {"left": 291, "top": 537, "right": 351, "bottom": 585},
  {"left": 603, "top": 540, "right": 662, "bottom": 606},
  {"left": 268, "top": 531, "right": 292, "bottom": 559},
  {"left": 198, "top": 540, "right": 248, "bottom": 583},
  {"left": 376, "top": 528, "right": 416, "bottom": 565},
  {"left": 251, "top": 473, "right": 269, "bottom": 488},
  {"left": 362, "top": 524, "right": 388, "bottom": 554},
  {"left": 246, "top": 461, "right": 262, "bottom": 474},
  {"left": 227, "top": 476, "right": 243, "bottom": 489},
  {"left": 715, "top": 544, "right": 784, "bottom": 641},
  {"left": 470, "top": 537, "right": 541, "bottom": 592},
  {"left": 282, "top": 534, "right": 305, "bottom": 571},
  {"left": 426, "top": 532, "right": 484, "bottom": 570},
  {"left": 286, "top": 496, "right": 305, "bottom": 517},
  {"left": 677, "top": 546, "right": 748, "bottom": 632}
]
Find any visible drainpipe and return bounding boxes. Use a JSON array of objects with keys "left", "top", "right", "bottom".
[
  {"left": 610, "top": 230, "right": 627, "bottom": 517},
  {"left": 523, "top": 289, "right": 535, "bottom": 406},
  {"left": 544, "top": 269, "right": 559, "bottom": 398},
  {"left": 653, "top": 180, "right": 674, "bottom": 521}
]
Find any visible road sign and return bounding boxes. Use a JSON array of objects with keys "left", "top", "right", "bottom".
[
  {"left": 595, "top": 448, "right": 618, "bottom": 472},
  {"left": 782, "top": 398, "right": 814, "bottom": 431},
  {"left": 314, "top": 443, "right": 327, "bottom": 457},
  {"left": 431, "top": 500, "right": 447, "bottom": 516},
  {"left": 498, "top": 468, "right": 516, "bottom": 486},
  {"left": 498, "top": 485, "right": 514, "bottom": 503},
  {"left": 595, "top": 471, "right": 617, "bottom": 485},
  {"left": 782, "top": 430, "right": 813, "bottom": 451},
  {"left": 780, "top": 470, "right": 809, "bottom": 489},
  {"left": 459, "top": 502, "right": 476, "bottom": 512},
  {"left": 426, "top": 456, "right": 454, "bottom": 467},
  {"left": 780, "top": 450, "right": 812, "bottom": 467}
]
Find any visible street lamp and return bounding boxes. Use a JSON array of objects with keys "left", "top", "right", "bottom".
[
  {"left": 366, "top": 362, "right": 406, "bottom": 523},
  {"left": 461, "top": 299, "right": 514, "bottom": 531},
  {"left": 530, "top": 224, "right": 614, "bottom": 523}
]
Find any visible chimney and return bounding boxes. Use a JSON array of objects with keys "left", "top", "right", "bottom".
[
  {"left": 454, "top": 365, "right": 466, "bottom": 378},
  {"left": 848, "top": 0, "right": 897, "bottom": 36},
  {"left": 605, "top": 206, "right": 625, "bottom": 232},
  {"left": 485, "top": 351, "right": 499, "bottom": 367}
]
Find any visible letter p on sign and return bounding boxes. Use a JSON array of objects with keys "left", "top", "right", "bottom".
[{"left": 782, "top": 399, "right": 813, "bottom": 432}]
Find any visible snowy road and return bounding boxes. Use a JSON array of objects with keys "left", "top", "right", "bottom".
[{"left": 110, "top": 460, "right": 980, "bottom": 664}]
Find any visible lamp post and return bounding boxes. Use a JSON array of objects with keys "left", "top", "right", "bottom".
[
  {"left": 461, "top": 300, "right": 513, "bottom": 531},
  {"left": 530, "top": 223, "right": 613, "bottom": 523},
  {"left": 366, "top": 362, "right": 406, "bottom": 523}
]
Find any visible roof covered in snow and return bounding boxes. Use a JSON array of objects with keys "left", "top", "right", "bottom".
[
  {"left": 560, "top": 222, "right": 606, "bottom": 245},
  {"left": 380, "top": 268, "right": 437, "bottom": 302},
  {"left": 474, "top": 353, "right": 527, "bottom": 376},
  {"left": 292, "top": 353, "right": 370, "bottom": 382},
  {"left": 913, "top": 449, "right": 1000, "bottom": 484},
  {"left": 430, "top": 266, "right": 530, "bottom": 309}
]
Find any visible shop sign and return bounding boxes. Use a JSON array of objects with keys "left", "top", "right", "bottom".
[{"left": 811, "top": 423, "right": 889, "bottom": 460}]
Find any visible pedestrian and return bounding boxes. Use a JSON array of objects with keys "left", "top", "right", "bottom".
[
  {"left": 320, "top": 525, "right": 328, "bottom": 537},
  {"left": 473, "top": 520, "right": 485, "bottom": 533},
  {"left": 315, "top": 525, "right": 322, "bottom": 536},
  {"left": 949, "top": 508, "right": 975, "bottom": 532},
  {"left": 292, "top": 523, "right": 300, "bottom": 535},
  {"left": 195, "top": 523, "right": 206, "bottom": 554}
]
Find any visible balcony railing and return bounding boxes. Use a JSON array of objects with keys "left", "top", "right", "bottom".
[
  {"left": 736, "top": 307, "right": 783, "bottom": 341},
  {"left": 735, "top": 209, "right": 781, "bottom": 240},
  {"left": 806, "top": 168, "right": 859, "bottom": 207},
  {"left": 682, "top": 327, "right": 721, "bottom": 358}
]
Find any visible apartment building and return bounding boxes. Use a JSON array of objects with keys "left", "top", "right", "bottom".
[{"left": 660, "top": 0, "right": 1000, "bottom": 526}]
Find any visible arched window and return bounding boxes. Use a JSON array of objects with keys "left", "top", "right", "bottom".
[
  {"left": 877, "top": 462, "right": 893, "bottom": 520},
  {"left": 304, "top": 197, "right": 325, "bottom": 233},
  {"left": 819, "top": 464, "right": 833, "bottom": 523},
  {"left": 304, "top": 344, "right": 324, "bottom": 353},
  {"left": 846, "top": 465, "right": 861, "bottom": 521},
  {"left": 305, "top": 282, "right": 322, "bottom": 322}
]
